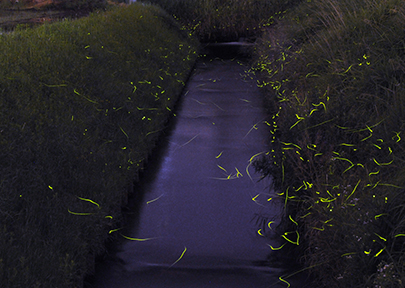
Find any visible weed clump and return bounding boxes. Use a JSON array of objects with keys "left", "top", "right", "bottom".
[
  {"left": 253, "top": 0, "right": 405, "bottom": 286},
  {"left": 0, "top": 3, "right": 198, "bottom": 287}
]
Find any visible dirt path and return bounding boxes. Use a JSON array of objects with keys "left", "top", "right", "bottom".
[
  {"left": 0, "top": 8, "right": 92, "bottom": 31},
  {"left": 0, "top": 0, "right": 120, "bottom": 32}
]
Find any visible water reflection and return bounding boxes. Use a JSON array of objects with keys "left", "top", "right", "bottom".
[{"left": 86, "top": 58, "right": 311, "bottom": 288}]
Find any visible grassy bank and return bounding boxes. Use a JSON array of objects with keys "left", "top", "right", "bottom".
[
  {"left": 0, "top": 3, "right": 198, "bottom": 287},
  {"left": 138, "top": 0, "right": 300, "bottom": 42},
  {"left": 253, "top": 0, "right": 405, "bottom": 286},
  {"left": 6, "top": 0, "right": 403, "bottom": 286}
]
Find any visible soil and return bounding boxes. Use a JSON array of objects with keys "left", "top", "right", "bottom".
[
  {"left": 0, "top": 1, "right": 125, "bottom": 32},
  {"left": 0, "top": 9, "right": 91, "bottom": 31}
]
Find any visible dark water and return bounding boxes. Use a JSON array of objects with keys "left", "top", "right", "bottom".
[{"left": 85, "top": 56, "right": 312, "bottom": 288}]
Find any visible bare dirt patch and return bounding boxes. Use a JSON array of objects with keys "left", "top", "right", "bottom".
[{"left": 0, "top": 1, "right": 98, "bottom": 32}]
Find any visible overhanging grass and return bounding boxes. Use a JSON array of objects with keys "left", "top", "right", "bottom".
[
  {"left": 0, "top": 3, "right": 198, "bottom": 287},
  {"left": 253, "top": 0, "right": 405, "bottom": 286}
]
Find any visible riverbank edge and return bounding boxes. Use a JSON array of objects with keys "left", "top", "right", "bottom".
[
  {"left": 252, "top": 0, "right": 405, "bottom": 287},
  {"left": 0, "top": 3, "right": 199, "bottom": 287}
]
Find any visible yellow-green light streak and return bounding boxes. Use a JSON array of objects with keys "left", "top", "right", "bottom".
[{"left": 170, "top": 247, "right": 187, "bottom": 267}]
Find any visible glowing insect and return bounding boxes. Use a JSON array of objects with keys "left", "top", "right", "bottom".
[
  {"left": 245, "top": 151, "right": 267, "bottom": 181},
  {"left": 279, "top": 276, "right": 290, "bottom": 288},
  {"left": 170, "top": 247, "right": 187, "bottom": 267},
  {"left": 215, "top": 151, "right": 223, "bottom": 158},
  {"left": 267, "top": 243, "right": 287, "bottom": 250},
  {"left": 374, "top": 247, "right": 386, "bottom": 257},
  {"left": 243, "top": 119, "right": 265, "bottom": 139},
  {"left": 109, "top": 228, "right": 123, "bottom": 234},
  {"left": 120, "top": 234, "right": 155, "bottom": 241},
  {"left": 73, "top": 88, "right": 98, "bottom": 104},
  {"left": 345, "top": 179, "right": 361, "bottom": 201},
  {"left": 76, "top": 196, "right": 100, "bottom": 209},
  {"left": 289, "top": 215, "right": 298, "bottom": 226},
  {"left": 68, "top": 209, "right": 94, "bottom": 216},
  {"left": 282, "top": 231, "right": 299, "bottom": 245},
  {"left": 146, "top": 194, "right": 164, "bottom": 204},
  {"left": 392, "top": 131, "right": 401, "bottom": 142},
  {"left": 211, "top": 166, "right": 243, "bottom": 180},
  {"left": 239, "top": 98, "right": 251, "bottom": 103}
]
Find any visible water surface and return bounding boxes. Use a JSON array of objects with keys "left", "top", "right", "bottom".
[{"left": 86, "top": 57, "right": 310, "bottom": 288}]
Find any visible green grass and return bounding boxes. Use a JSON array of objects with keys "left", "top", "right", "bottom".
[
  {"left": 5, "top": 0, "right": 405, "bottom": 286},
  {"left": 252, "top": 0, "right": 405, "bottom": 286},
  {"left": 0, "top": 3, "right": 198, "bottom": 287}
]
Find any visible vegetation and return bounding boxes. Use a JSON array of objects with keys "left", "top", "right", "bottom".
[
  {"left": 138, "top": 0, "right": 300, "bottom": 42},
  {"left": 252, "top": 0, "right": 405, "bottom": 286},
  {"left": 0, "top": 3, "right": 198, "bottom": 287},
  {"left": 2, "top": 0, "right": 404, "bottom": 286}
]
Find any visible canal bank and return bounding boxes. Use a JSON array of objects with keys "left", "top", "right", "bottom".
[{"left": 85, "top": 51, "right": 312, "bottom": 288}]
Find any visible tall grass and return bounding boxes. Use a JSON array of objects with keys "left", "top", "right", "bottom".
[
  {"left": 0, "top": 3, "right": 198, "bottom": 287},
  {"left": 253, "top": 0, "right": 405, "bottom": 286},
  {"left": 138, "top": 0, "right": 300, "bottom": 42}
]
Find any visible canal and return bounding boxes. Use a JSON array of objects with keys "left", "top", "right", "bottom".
[{"left": 85, "top": 49, "right": 311, "bottom": 288}]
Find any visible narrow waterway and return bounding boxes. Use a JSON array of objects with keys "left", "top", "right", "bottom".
[{"left": 86, "top": 55, "right": 311, "bottom": 288}]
